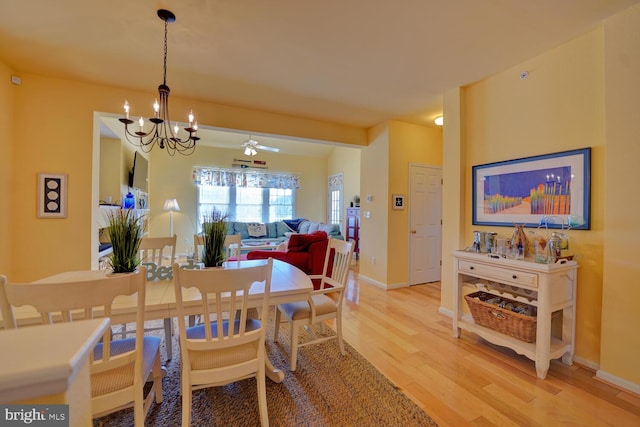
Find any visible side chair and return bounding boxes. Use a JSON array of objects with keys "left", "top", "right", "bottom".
[
  {"left": 172, "top": 258, "right": 273, "bottom": 427},
  {"left": 118, "top": 234, "right": 177, "bottom": 359},
  {"left": 194, "top": 233, "right": 242, "bottom": 264},
  {"left": 0, "top": 267, "right": 163, "bottom": 426},
  {"left": 274, "top": 237, "right": 354, "bottom": 371}
]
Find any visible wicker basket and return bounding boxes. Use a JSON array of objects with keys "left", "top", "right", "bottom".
[{"left": 464, "top": 291, "right": 537, "bottom": 343}]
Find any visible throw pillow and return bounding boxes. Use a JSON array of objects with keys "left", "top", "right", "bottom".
[
  {"left": 247, "top": 223, "right": 267, "bottom": 238},
  {"left": 287, "top": 231, "right": 327, "bottom": 252},
  {"left": 283, "top": 218, "right": 307, "bottom": 232}
]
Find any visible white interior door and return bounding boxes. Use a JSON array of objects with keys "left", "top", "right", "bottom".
[{"left": 409, "top": 164, "right": 442, "bottom": 285}]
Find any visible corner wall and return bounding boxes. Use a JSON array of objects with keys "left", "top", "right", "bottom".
[
  {"left": 442, "top": 11, "right": 640, "bottom": 391},
  {"left": 359, "top": 121, "right": 442, "bottom": 287},
  {"left": 443, "top": 29, "right": 606, "bottom": 366},
  {"left": 0, "top": 61, "right": 14, "bottom": 278},
  {"left": 599, "top": 3, "right": 640, "bottom": 390}
]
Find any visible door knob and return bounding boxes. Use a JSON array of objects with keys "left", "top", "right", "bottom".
[{"left": 411, "top": 230, "right": 416, "bottom": 234}]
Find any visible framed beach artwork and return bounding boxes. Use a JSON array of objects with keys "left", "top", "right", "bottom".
[{"left": 472, "top": 148, "right": 591, "bottom": 229}]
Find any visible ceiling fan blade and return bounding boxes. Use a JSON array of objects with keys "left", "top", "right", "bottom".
[{"left": 255, "top": 144, "right": 280, "bottom": 153}]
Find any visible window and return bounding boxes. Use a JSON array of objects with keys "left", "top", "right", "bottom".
[
  {"left": 329, "top": 189, "right": 340, "bottom": 224},
  {"left": 198, "top": 186, "right": 294, "bottom": 230},
  {"left": 328, "top": 173, "right": 343, "bottom": 226}
]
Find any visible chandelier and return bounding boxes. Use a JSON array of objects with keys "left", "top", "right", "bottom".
[{"left": 119, "top": 9, "right": 199, "bottom": 156}]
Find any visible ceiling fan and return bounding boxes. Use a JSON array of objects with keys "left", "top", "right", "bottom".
[{"left": 242, "top": 136, "right": 280, "bottom": 156}]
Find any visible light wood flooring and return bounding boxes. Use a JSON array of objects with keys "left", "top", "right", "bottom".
[{"left": 338, "top": 264, "right": 640, "bottom": 427}]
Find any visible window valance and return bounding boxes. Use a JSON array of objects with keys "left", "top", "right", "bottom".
[{"left": 192, "top": 167, "right": 301, "bottom": 189}]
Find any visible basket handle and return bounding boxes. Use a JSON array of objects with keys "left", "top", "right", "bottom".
[{"left": 490, "top": 310, "right": 506, "bottom": 319}]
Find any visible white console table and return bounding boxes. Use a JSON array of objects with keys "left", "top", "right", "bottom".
[{"left": 452, "top": 250, "right": 578, "bottom": 379}]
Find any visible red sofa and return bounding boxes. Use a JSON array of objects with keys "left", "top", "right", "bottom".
[{"left": 246, "top": 231, "right": 331, "bottom": 289}]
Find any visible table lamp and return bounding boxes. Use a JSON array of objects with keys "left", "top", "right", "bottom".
[{"left": 163, "top": 198, "right": 180, "bottom": 236}]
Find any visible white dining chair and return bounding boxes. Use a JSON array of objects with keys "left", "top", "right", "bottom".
[
  {"left": 172, "top": 259, "right": 273, "bottom": 426},
  {"left": 0, "top": 267, "right": 163, "bottom": 426},
  {"left": 117, "top": 234, "right": 177, "bottom": 359},
  {"left": 274, "top": 237, "right": 354, "bottom": 371}
]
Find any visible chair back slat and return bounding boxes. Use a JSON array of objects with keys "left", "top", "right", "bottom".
[
  {"left": 320, "top": 238, "right": 354, "bottom": 292},
  {"left": 139, "top": 235, "right": 177, "bottom": 266}
]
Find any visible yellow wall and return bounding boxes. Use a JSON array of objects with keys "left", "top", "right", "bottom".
[
  {"left": 451, "top": 28, "right": 606, "bottom": 364},
  {"left": 601, "top": 4, "right": 640, "bottom": 386},
  {"left": 360, "top": 124, "right": 390, "bottom": 285},
  {"left": 0, "top": 61, "right": 14, "bottom": 278},
  {"left": 442, "top": 9, "right": 640, "bottom": 390},
  {"left": 5, "top": 71, "right": 366, "bottom": 282},
  {"left": 440, "top": 88, "right": 465, "bottom": 319}
]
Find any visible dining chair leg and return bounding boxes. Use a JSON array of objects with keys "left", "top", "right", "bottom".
[
  {"left": 257, "top": 356, "right": 269, "bottom": 426},
  {"left": 163, "top": 318, "right": 173, "bottom": 360},
  {"left": 273, "top": 307, "right": 282, "bottom": 342},
  {"left": 133, "top": 384, "right": 144, "bottom": 427},
  {"left": 181, "top": 374, "right": 191, "bottom": 427},
  {"left": 336, "top": 314, "right": 345, "bottom": 355},
  {"left": 290, "top": 319, "right": 300, "bottom": 371}
]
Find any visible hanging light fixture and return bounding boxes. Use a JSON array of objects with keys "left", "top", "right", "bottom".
[{"left": 119, "top": 9, "right": 199, "bottom": 156}]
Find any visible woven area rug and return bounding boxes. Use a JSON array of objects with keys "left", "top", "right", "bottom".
[{"left": 94, "top": 318, "right": 438, "bottom": 426}]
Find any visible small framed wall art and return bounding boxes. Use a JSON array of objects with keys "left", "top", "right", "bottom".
[
  {"left": 392, "top": 194, "right": 405, "bottom": 210},
  {"left": 37, "top": 173, "right": 68, "bottom": 218}
]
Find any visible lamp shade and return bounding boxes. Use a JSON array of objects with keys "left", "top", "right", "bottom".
[{"left": 163, "top": 198, "right": 180, "bottom": 211}]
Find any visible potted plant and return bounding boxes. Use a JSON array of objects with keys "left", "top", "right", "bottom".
[
  {"left": 107, "top": 209, "right": 144, "bottom": 273},
  {"left": 201, "top": 208, "right": 228, "bottom": 268},
  {"left": 353, "top": 195, "right": 360, "bottom": 207}
]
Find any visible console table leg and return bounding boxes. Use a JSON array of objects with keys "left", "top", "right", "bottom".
[{"left": 536, "top": 360, "right": 550, "bottom": 379}]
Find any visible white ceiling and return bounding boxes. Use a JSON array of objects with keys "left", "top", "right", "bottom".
[{"left": 2, "top": 0, "right": 638, "bottom": 154}]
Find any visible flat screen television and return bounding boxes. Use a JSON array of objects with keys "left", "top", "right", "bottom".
[{"left": 128, "top": 151, "right": 148, "bottom": 192}]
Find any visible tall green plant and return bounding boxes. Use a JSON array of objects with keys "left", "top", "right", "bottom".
[
  {"left": 201, "top": 208, "right": 228, "bottom": 268},
  {"left": 107, "top": 209, "right": 143, "bottom": 273}
]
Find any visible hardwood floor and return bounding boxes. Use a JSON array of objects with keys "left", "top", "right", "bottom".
[{"left": 339, "top": 264, "right": 640, "bottom": 427}]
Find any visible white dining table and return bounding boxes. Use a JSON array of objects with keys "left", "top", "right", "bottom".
[{"left": 3, "top": 259, "right": 313, "bottom": 382}]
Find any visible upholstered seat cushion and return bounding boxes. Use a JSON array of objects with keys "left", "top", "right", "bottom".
[
  {"left": 92, "top": 336, "right": 161, "bottom": 397},
  {"left": 278, "top": 294, "right": 337, "bottom": 321},
  {"left": 185, "top": 319, "right": 262, "bottom": 370}
]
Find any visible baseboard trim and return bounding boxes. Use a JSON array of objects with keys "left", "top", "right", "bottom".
[
  {"left": 357, "top": 274, "right": 402, "bottom": 290},
  {"left": 439, "top": 306, "right": 453, "bottom": 318},
  {"left": 572, "top": 356, "right": 599, "bottom": 372},
  {"left": 596, "top": 369, "right": 640, "bottom": 395}
]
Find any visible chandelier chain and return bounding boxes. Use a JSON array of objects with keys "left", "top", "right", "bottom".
[{"left": 162, "top": 19, "right": 168, "bottom": 86}]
